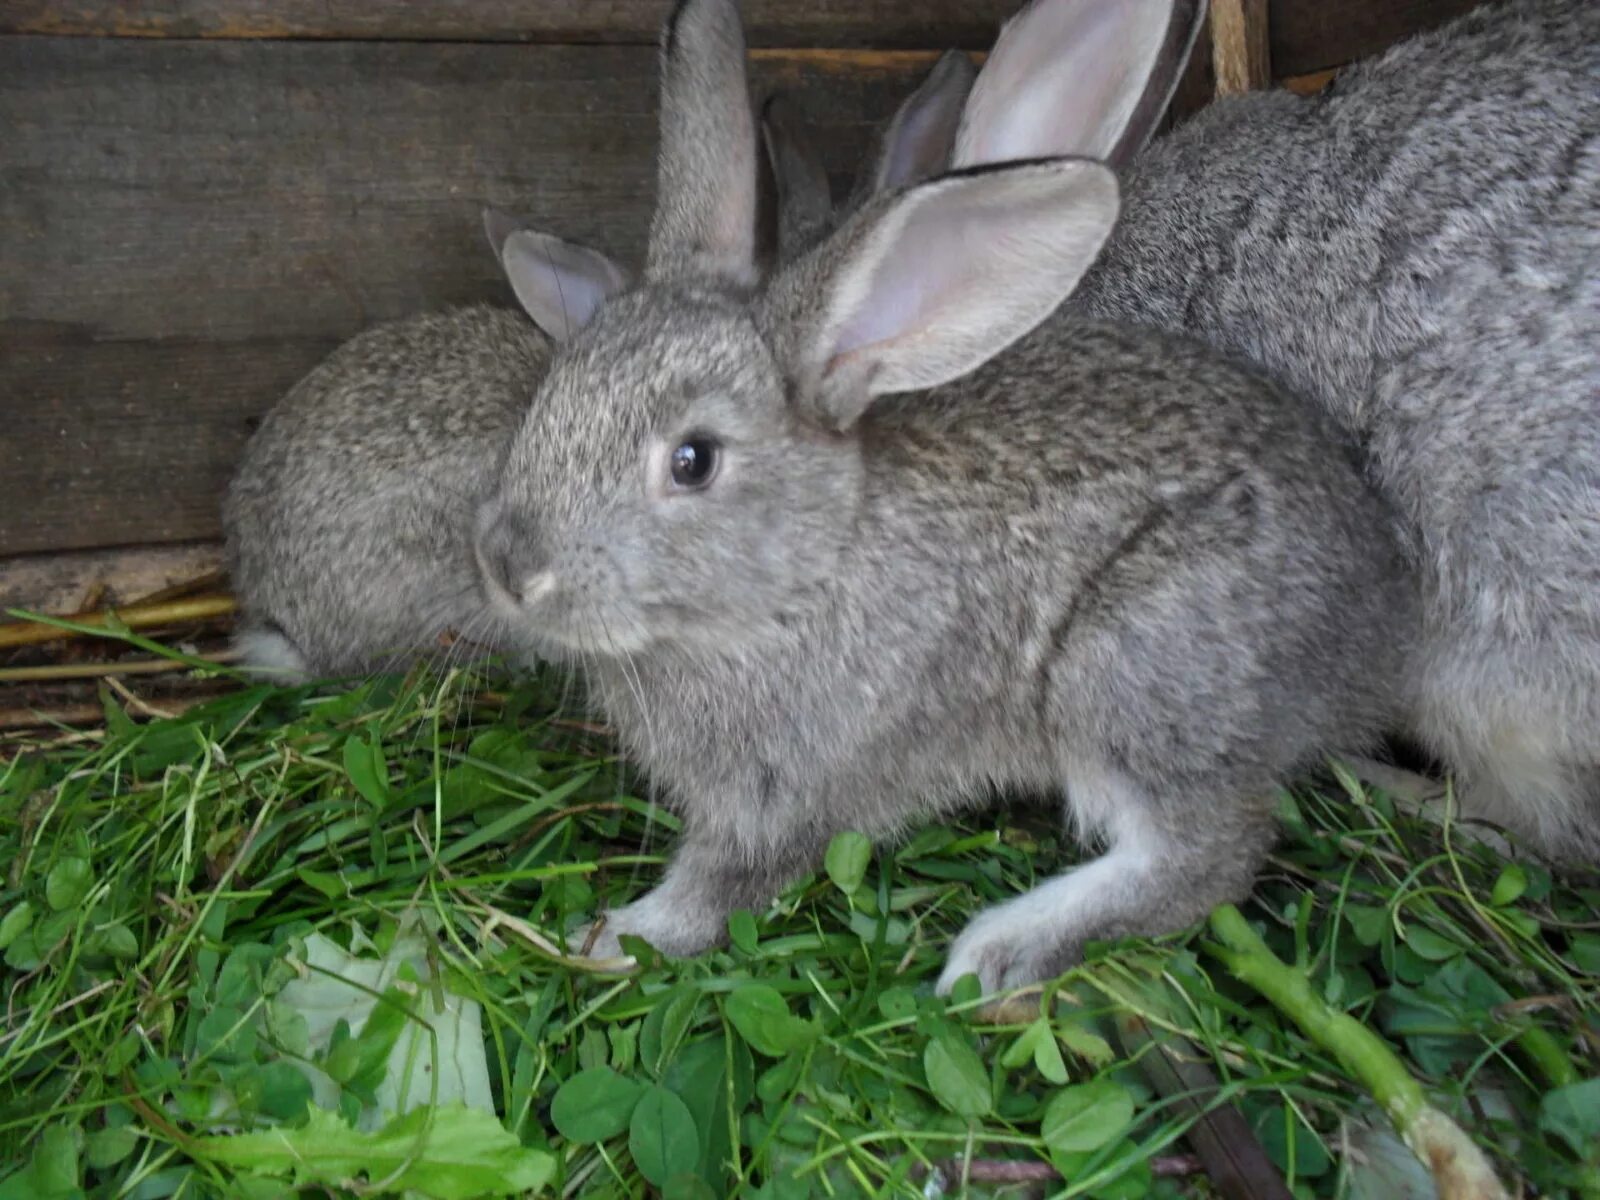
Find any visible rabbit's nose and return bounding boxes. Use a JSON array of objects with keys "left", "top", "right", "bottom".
[{"left": 475, "top": 512, "right": 549, "bottom": 606}]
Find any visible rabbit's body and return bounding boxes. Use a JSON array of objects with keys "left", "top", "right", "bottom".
[
  {"left": 224, "top": 305, "right": 549, "bottom": 678},
  {"left": 480, "top": 0, "right": 1417, "bottom": 991},
  {"left": 562, "top": 308, "right": 1411, "bottom": 982},
  {"left": 1058, "top": 0, "right": 1600, "bottom": 854}
]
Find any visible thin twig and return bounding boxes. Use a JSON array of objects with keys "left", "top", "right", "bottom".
[
  {"left": 0, "top": 651, "right": 237, "bottom": 684},
  {"left": 0, "top": 594, "right": 236, "bottom": 649}
]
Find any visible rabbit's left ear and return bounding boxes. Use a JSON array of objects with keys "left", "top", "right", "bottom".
[
  {"left": 955, "top": 0, "right": 1207, "bottom": 170},
  {"left": 497, "top": 227, "right": 630, "bottom": 343},
  {"left": 764, "top": 158, "right": 1119, "bottom": 430},
  {"left": 647, "top": 0, "right": 761, "bottom": 286}
]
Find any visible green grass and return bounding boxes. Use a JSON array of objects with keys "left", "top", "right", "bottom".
[{"left": 1, "top": 654, "right": 1597, "bottom": 1198}]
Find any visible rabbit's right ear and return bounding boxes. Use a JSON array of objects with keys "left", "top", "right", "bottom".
[
  {"left": 498, "top": 227, "right": 630, "bottom": 343},
  {"left": 764, "top": 158, "right": 1119, "bottom": 430},
  {"left": 955, "top": 0, "right": 1207, "bottom": 170}
]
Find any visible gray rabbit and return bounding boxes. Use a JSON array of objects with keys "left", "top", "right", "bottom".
[
  {"left": 223, "top": 302, "right": 552, "bottom": 679},
  {"left": 223, "top": 103, "right": 850, "bottom": 681},
  {"left": 941, "top": 0, "right": 1600, "bottom": 860},
  {"left": 475, "top": 0, "right": 1415, "bottom": 993}
]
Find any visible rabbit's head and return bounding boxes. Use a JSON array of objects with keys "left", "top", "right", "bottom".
[{"left": 476, "top": 0, "right": 1121, "bottom": 660}]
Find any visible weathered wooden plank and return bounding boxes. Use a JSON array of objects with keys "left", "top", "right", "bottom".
[
  {"left": 0, "top": 541, "right": 223, "bottom": 616},
  {"left": 0, "top": 0, "right": 1498, "bottom": 75},
  {"left": 0, "top": 38, "right": 936, "bottom": 554},
  {"left": 1268, "top": 0, "right": 1488, "bottom": 77},
  {"left": 0, "top": 1, "right": 1019, "bottom": 50}
]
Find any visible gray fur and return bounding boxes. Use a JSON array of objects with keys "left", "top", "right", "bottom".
[
  {"left": 224, "top": 305, "right": 550, "bottom": 679},
  {"left": 1058, "top": 0, "right": 1600, "bottom": 859},
  {"left": 478, "top": 0, "right": 1416, "bottom": 993}
]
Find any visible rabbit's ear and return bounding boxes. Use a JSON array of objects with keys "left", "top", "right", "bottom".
[
  {"left": 767, "top": 159, "right": 1118, "bottom": 429},
  {"left": 482, "top": 206, "right": 525, "bottom": 259},
  {"left": 955, "top": 0, "right": 1207, "bottom": 170},
  {"left": 500, "top": 229, "right": 630, "bottom": 342},
  {"left": 647, "top": 0, "right": 760, "bottom": 286},
  {"left": 850, "top": 50, "right": 977, "bottom": 208},
  {"left": 761, "top": 94, "right": 833, "bottom": 264}
]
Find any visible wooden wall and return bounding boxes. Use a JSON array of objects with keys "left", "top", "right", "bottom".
[{"left": 0, "top": 0, "right": 1485, "bottom": 560}]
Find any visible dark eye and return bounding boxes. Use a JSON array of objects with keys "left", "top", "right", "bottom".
[{"left": 670, "top": 437, "right": 720, "bottom": 489}]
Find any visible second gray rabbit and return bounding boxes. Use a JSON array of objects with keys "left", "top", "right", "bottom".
[
  {"left": 944, "top": 0, "right": 1600, "bottom": 860},
  {"left": 476, "top": 0, "right": 1415, "bottom": 993}
]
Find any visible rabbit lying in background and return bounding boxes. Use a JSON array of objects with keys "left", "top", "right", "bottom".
[
  {"left": 940, "top": 0, "right": 1600, "bottom": 860},
  {"left": 474, "top": 0, "right": 1416, "bottom": 993},
  {"left": 223, "top": 93, "right": 871, "bottom": 682},
  {"left": 223, "top": 302, "right": 550, "bottom": 680}
]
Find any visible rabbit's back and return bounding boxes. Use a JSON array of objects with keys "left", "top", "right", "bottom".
[
  {"left": 1072, "top": 0, "right": 1600, "bottom": 855},
  {"left": 1077, "top": 0, "right": 1598, "bottom": 430},
  {"left": 224, "top": 305, "right": 550, "bottom": 676}
]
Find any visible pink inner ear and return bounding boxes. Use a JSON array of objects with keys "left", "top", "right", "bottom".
[
  {"left": 829, "top": 201, "right": 987, "bottom": 358},
  {"left": 957, "top": 0, "right": 1169, "bottom": 165}
]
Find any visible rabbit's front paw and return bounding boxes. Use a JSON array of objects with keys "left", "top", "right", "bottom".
[
  {"left": 568, "top": 888, "right": 725, "bottom": 963},
  {"left": 937, "top": 900, "right": 1078, "bottom": 996}
]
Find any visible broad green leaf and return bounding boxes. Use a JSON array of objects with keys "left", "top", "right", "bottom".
[
  {"left": 877, "top": 988, "right": 917, "bottom": 1021},
  {"left": 823, "top": 831, "right": 872, "bottom": 896},
  {"left": 1570, "top": 933, "right": 1600, "bottom": 975},
  {"left": 94, "top": 922, "right": 139, "bottom": 960},
  {"left": 1000, "top": 1020, "right": 1069, "bottom": 1084},
  {"left": 1040, "top": 1080, "right": 1134, "bottom": 1155},
  {"left": 254, "top": 1061, "right": 315, "bottom": 1122},
  {"left": 629, "top": 1085, "right": 700, "bottom": 1186},
  {"left": 1402, "top": 924, "right": 1464, "bottom": 962},
  {"left": 727, "top": 909, "right": 759, "bottom": 955},
  {"left": 343, "top": 730, "right": 391, "bottom": 809},
  {"left": 724, "top": 984, "right": 817, "bottom": 1057},
  {"left": 45, "top": 857, "right": 92, "bottom": 911},
  {"left": 0, "top": 900, "right": 32, "bottom": 950},
  {"left": 33, "top": 1123, "right": 81, "bottom": 1194},
  {"left": 1054, "top": 1020, "right": 1116, "bottom": 1069},
  {"left": 196, "top": 1006, "right": 258, "bottom": 1063},
  {"left": 193, "top": 1104, "right": 553, "bottom": 1199},
  {"left": 664, "top": 1175, "right": 718, "bottom": 1200},
  {"left": 551, "top": 1067, "right": 643, "bottom": 1142},
  {"left": 85, "top": 1125, "right": 139, "bottom": 1169},
  {"left": 640, "top": 984, "right": 699, "bottom": 1078},
  {"left": 1538, "top": 1077, "right": 1600, "bottom": 1159},
  {"left": 923, "top": 1033, "right": 992, "bottom": 1118},
  {"left": 1489, "top": 863, "right": 1528, "bottom": 907},
  {"left": 1344, "top": 903, "right": 1387, "bottom": 948}
]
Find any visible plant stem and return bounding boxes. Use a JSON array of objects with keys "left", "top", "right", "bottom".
[{"left": 1206, "top": 904, "right": 1511, "bottom": 1200}]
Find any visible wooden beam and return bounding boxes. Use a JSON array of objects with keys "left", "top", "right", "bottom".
[
  {"left": 1211, "top": 0, "right": 1271, "bottom": 97},
  {"left": 0, "top": 1, "right": 1497, "bottom": 76},
  {"left": 0, "top": 1, "right": 1016, "bottom": 49}
]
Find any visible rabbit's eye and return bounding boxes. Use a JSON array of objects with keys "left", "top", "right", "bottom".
[{"left": 670, "top": 437, "right": 720, "bottom": 490}]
